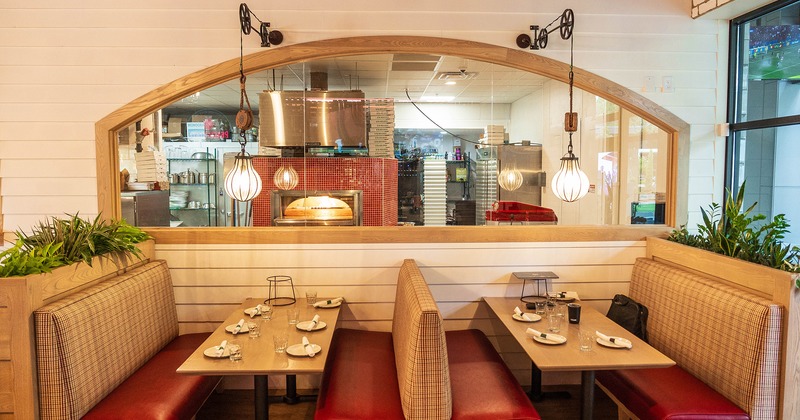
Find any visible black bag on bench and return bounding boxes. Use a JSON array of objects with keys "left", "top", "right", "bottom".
[{"left": 606, "top": 294, "right": 649, "bottom": 342}]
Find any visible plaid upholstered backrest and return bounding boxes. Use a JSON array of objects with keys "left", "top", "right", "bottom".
[
  {"left": 392, "top": 259, "right": 452, "bottom": 420},
  {"left": 34, "top": 260, "right": 179, "bottom": 420},
  {"left": 629, "top": 258, "right": 782, "bottom": 420}
]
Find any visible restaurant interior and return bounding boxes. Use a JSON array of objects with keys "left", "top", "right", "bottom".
[{"left": 1, "top": 1, "right": 800, "bottom": 419}]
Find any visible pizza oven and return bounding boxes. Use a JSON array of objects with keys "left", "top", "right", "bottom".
[{"left": 271, "top": 190, "right": 362, "bottom": 226}]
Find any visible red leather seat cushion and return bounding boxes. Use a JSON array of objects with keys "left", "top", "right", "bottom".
[
  {"left": 596, "top": 365, "right": 749, "bottom": 420},
  {"left": 83, "top": 333, "right": 221, "bottom": 420},
  {"left": 446, "top": 329, "right": 540, "bottom": 420},
  {"left": 314, "top": 328, "right": 404, "bottom": 420}
]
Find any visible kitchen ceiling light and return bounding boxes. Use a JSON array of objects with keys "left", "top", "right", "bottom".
[
  {"left": 273, "top": 165, "right": 299, "bottom": 190},
  {"left": 498, "top": 167, "right": 523, "bottom": 191}
]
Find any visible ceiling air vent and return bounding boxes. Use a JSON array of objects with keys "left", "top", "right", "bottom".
[{"left": 436, "top": 71, "right": 478, "bottom": 81}]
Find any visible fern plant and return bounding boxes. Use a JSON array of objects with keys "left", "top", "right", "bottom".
[
  {"left": 1, "top": 214, "right": 151, "bottom": 277},
  {"left": 669, "top": 182, "right": 800, "bottom": 287}
]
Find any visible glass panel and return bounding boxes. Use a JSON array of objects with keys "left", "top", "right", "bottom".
[
  {"left": 735, "top": 2, "right": 800, "bottom": 123},
  {"left": 731, "top": 125, "right": 800, "bottom": 246},
  {"left": 119, "top": 54, "right": 670, "bottom": 227}
]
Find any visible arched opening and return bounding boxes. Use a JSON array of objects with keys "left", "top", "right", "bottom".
[{"left": 96, "top": 36, "right": 688, "bottom": 243}]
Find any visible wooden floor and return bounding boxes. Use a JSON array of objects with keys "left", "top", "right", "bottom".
[{"left": 197, "top": 384, "right": 619, "bottom": 420}]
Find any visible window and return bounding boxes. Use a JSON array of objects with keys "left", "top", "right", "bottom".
[{"left": 728, "top": 0, "right": 800, "bottom": 245}]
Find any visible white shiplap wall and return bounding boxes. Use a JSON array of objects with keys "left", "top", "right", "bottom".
[
  {"left": 1, "top": 0, "right": 725, "bottom": 232},
  {"left": 160, "top": 239, "right": 645, "bottom": 388}
]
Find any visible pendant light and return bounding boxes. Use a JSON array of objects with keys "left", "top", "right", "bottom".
[
  {"left": 224, "top": 28, "right": 262, "bottom": 202},
  {"left": 273, "top": 165, "right": 298, "bottom": 190},
  {"left": 551, "top": 20, "right": 589, "bottom": 203},
  {"left": 498, "top": 167, "right": 523, "bottom": 192}
]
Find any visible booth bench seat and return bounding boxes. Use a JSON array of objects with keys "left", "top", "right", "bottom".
[
  {"left": 34, "top": 260, "right": 221, "bottom": 420},
  {"left": 315, "top": 259, "right": 539, "bottom": 420},
  {"left": 597, "top": 258, "right": 782, "bottom": 420}
]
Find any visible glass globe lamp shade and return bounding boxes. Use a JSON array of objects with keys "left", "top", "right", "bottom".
[
  {"left": 224, "top": 155, "right": 263, "bottom": 201},
  {"left": 551, "top": 155, "right": 589, "bottom": 202},
  {"left": 273, "top": 165, "right": 299, "bottom": 191},
  {"left": 498, "top": 168, "right": 523, "bottom": 192}
]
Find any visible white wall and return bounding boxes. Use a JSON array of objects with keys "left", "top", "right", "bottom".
[{"left": 0, "top": 0, "right": 727, "bottom": 232}]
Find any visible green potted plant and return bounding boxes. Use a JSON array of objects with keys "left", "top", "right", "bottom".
[
  {"left": 0, "top": 213, "right": 151, "bottom": 277},
  {"left": 668, "top": 182, "right": 800, "bottom": 287}
]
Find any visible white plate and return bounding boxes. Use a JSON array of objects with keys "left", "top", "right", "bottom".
[
  {"left": 532, "top": 334, "right": 566, "bottom": 345},
  {"left": 315, "top": 301, "right": 342, "bottom": 308},
  {"left": 512, "top": 313, "right": 542, "bottom": 322},
  {"left": 225, "top": 324, "right": 250, "bottom": 334},
  {"left": 296, "top": 321, "right": 327, "bottom": 331},
  {"left": 203, "top": 346, "right": 230, "bottom": 358},
  {"left": 286, "top": 343, "right": 321, "bottom": 357},
  {"left": 596, "top": 337, "right": 631, "bottom": 349}
]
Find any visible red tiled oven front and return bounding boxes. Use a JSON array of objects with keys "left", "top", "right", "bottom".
[{"left": 251, "top": 157, "right": 398, "bottom": 226}]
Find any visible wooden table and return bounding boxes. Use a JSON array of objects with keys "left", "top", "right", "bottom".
[
  {"left": 484, "top": 297, "right": 674, "bottom": 420},
  {"left": 178, "top": 298, "right": 341, "bottom": 420}
]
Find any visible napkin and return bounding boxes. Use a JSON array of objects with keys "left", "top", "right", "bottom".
[
  {"left": 215, "top": 340, "right": 228, "bottom": 357},
  {"left": 313, "top": 297, "right": 344, "bottom": 308},
  {"left": 233, "top": 318, "right": 245, "bottom": 334},
  {"left": 250, "top": 304, "right": 262, "bottom": 318},
  {"left": 525, "top": 328, "right": 567, "bottom": 343},
  {"left": 514, "top": 306, "right": 534, "bottom": 321},
  {"left": 302, "top": 336, "right": 315, "bottom": 357},
  {"left": 555, "top": 291, "right": 580, "bottom": 300},
  {"left": 306, "top": 314, "right": 320, "bottom": 331},
  {"left": 595, "top": 331, "right": 632, "bottom": 348}
]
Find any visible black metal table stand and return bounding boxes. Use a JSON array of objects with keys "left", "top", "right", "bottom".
[
  {"left": 255, "top": 375, "right": 269, "bottom": 420},
  {"left": 528, "top": 362, "right": 571, "bottom": 402},
  {"left": 580, "top": 370, "right": 595, "bottom": 420},
  {"left": 281, "top": 375, "right": 318, "bottom": 404}
]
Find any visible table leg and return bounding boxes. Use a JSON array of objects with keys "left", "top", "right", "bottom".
[
  {"left": 580, "top": 370, "right": 595, "bottom": 420},
  {"left": 255, "top": 375, "right": 269, "bottom": 420},
  {"left": 280, "top": 374, "right": 319, "bottom": 404},
  {"left": 528, "top": 362, "right": 570, "bottom": 401}
]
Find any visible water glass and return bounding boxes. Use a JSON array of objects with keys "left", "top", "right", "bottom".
[
  {"left": 228, "top": 343, "right": 243, "bottom": 361},
  {"left": 534, "top": 301, "right": 546, "bottom": 315},
  {"left": 247, "top": 321, "right": 260, "bottom": 338},
  {"left": 580, "top": 330, "right": 594, "bottom": 352},
  {"left": 547, "top": 313, "right": 562, "bottom": 333},
  {"left": 273, "top": 331, "right": 288, "bottom": 353},
  {"left": 287, "top": 308, "right": 299, "bottom": 325},
  {"left": 305, "top": 290, "right": 318, "bottom": 305},
  {"left": 260, "top": 306, "right": 272, "bottom": 321},
  {"left": 556, "top": 302, "right": 567, "bottom": 318}
]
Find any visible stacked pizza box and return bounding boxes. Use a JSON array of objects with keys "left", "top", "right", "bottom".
[
  {"left": 134, "top": 151, "right": 168, "bottom": 184},
  {"left": 483, "top": 124, "right": 507, "bottom": 145},
  {"left": 368, "top": 99, "right": 395, "bottom": 158}
]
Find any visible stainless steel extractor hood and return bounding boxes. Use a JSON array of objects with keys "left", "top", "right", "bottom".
[{"left": 258, "top": 90, "right": 367, "bottom": 147}]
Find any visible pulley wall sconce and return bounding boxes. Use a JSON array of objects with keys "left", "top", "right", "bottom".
[
  {"left": 516, "top": 9, "right": 574, "bottom": 50},
  {"left": 239, "top": 3, "right": 283, "bottom": 47}
]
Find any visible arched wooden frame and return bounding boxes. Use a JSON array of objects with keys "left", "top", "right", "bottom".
[{"left": 96, "top": 36, "right": 688, "bottom": 244}]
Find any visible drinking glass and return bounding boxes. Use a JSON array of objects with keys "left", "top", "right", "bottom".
[
  {"left": 305, "top": 290, "right": 318, "bottom": 305},
  {"left": 228, "top": 343, "right": 243, "bottom": 361},
  {"left": 580, "top": 330, "right": 594, "bottom": 351},
  {"left": 287, "top": 308, "right": 299, "bottom": 325},
  {"left": 260, "top": 305, "right": 272, "bottom": 321},
  {"left": 273, "top": 331, "right": 288, "bottom": 353},
  {"left": 547, "top": 313, "right": 562, "bottom": 333},
  {"left": 247, "top": 321, "right": 260, "bottom": 338},
  {"left": 534, "top": 301, "right": 546, "bottom": 315}
]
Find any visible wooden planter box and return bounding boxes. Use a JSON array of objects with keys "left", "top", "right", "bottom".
[
  {"left": 0, "top": 240, "right": 155, "bottom": 419},
  {"left": 647, "top": 237, "right": 800, "bottom": 420}
]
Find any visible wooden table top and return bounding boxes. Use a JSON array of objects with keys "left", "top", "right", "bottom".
[
  {"left": 177, "top": 298, "right": 342, "bottom": 376},
  {"left": 484, "top": 297, "right": 674, "bottom": 372}
]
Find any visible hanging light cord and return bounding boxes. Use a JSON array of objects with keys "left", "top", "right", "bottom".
[
  {"left": 236, "top": 29, "right": 254, "bottom": 155},
  {"left": 567, "top": 34, "right": 575, "bottom": 157}
]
